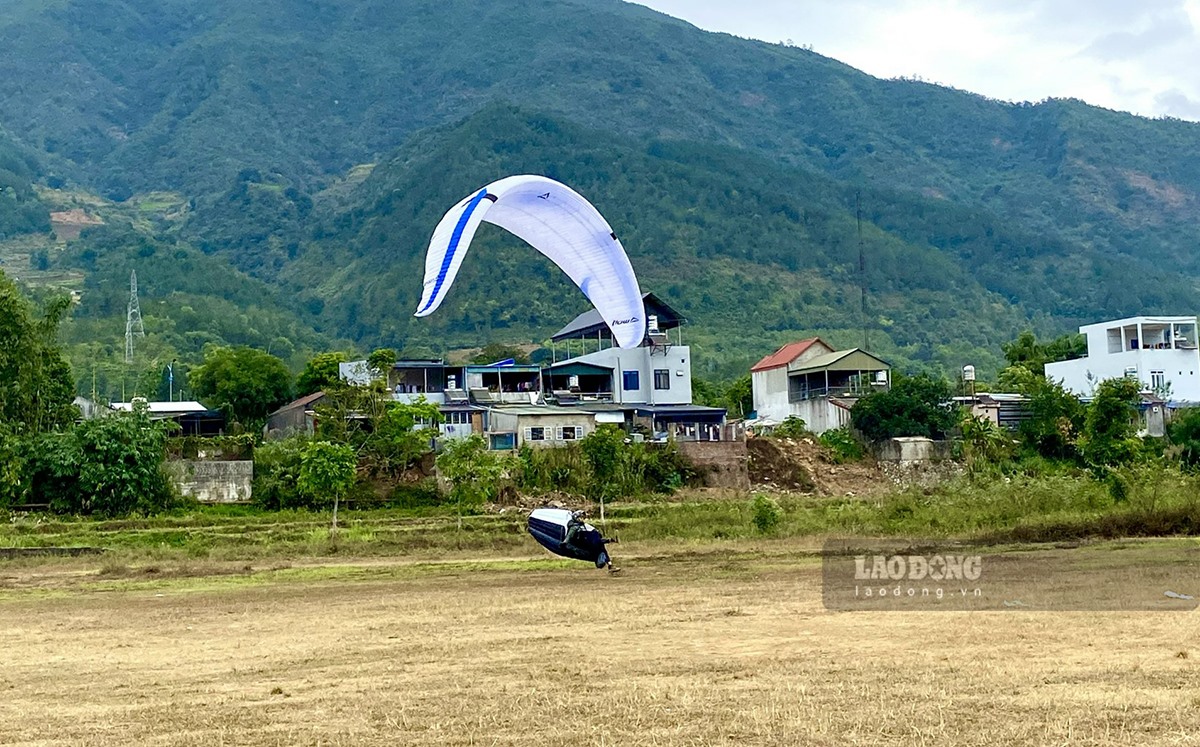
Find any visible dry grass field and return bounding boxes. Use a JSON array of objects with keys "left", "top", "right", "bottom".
[{"left": 0, "top": 543, "right": 1197, "bottom": 746}]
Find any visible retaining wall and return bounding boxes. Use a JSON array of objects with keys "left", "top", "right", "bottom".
[{"left": 165, "top": 460, "right": 253, "bottom": 503}]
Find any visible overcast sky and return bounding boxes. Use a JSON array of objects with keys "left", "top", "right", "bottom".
[{"left": 635, "top": 0, "right": 1200, "bottom": 121}]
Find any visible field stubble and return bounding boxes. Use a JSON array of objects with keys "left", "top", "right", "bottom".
[{"left": 0, "top": 544, "right": 1197, "bottom": 746}]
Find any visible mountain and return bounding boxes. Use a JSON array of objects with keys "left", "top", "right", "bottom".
[
  {"left": 0, "top": 0, "right": 1197, "bottom": 383},
  {"left": 281, "top": 105, "right": 1196, "bottom": 378}
]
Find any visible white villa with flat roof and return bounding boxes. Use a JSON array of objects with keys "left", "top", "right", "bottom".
[{"left": 1044, "top": 316, "right": 1200, "bottom": 401}]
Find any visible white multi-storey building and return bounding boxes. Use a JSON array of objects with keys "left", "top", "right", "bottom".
[{"left": 1044, "top": 316, "right": 1200, "bottom": 401}]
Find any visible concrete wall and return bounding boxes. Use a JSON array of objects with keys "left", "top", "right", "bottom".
[
  {"left": 678, "top": 440, "right": 750, "bottom": 490},
  {"left": 166, "top": 460, "right": 253, "bottom": 503},
  {"left": 874, "top": 437, "right": 954, "bottom": 464},
  {"left": 752, "top": 385, "right": 852, "bottom": 436},
  {"left": 752, "top": 367, "right": 788, "bottom": 419},
  {"left": 788, "top": 398, "right": 852, "bottom": 435}
]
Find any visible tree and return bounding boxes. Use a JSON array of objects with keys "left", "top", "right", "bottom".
[
  {"left": 298, "top": 440, "right": 357, "bottom": 533},
  {"left": 1012, "top": 368, "right": 1085, "bottom": 461},
  {"left": 361, "top": 398, "right": 440, "bottom": 475},
  {"left": 1079, "top": 377, "right": 1143, "bottom": 471},
  {"left": 436, "top": 434, "right": 514, "bottom": 529},
  {"left": 580, "top": 424, "right": 624, "bottom": 502},
  {"left": 21, "top": 406, "right": 174, "bottom": 517},
  {"left": 189, "top": 346, "right": 293, "bottom": 429},
  {"left": 1167, "top": 408, "right": 1200, "bottom": 470},
  {"left": 296, "top": 352, "right": 348, "bottom": 396},
  {"left": 1001, "top": 331, "right": 1086, "bottom": 376},
  {"left": 367, "top": 347, "right": 397, "bottom": 378},
  {"left": 691, "top": 376, "right": 722, "bottom": 407},
  {"left": 850, "top": 374, "right": 958, "bottom": 442},
  {"left": 724, "top": 375, "right": 753, "bottom": 418},
  {"left": 0, "top": 273, "right": 76, "bottom": 434}
]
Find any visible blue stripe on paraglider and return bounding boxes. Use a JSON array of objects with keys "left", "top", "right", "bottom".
[{"left": 418, "top": 188, "right": 491, "bottom": 314}]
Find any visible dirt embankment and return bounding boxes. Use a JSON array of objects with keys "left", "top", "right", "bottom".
[{"left": 746, "top": 436, "right": 887, "bottom": 496}]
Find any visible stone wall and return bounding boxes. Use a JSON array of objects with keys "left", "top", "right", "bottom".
[
  {"left": 678, "top": 440, "right": 750, "bottom": 490},
  {"left": 165, "top": 460, "right": 253, "bottom": 503}
]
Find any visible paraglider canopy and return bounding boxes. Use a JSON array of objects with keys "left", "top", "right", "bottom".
[
  {"left": 415, "top": 175, "right": 647, "bottom": 349},
  {"left": 528, "top": 508, "right": 614, "bottom": 569}
]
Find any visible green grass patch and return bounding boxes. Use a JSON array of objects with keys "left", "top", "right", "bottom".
[{"left": 4, "top": 471, "right": 1199, "bottom": 565}]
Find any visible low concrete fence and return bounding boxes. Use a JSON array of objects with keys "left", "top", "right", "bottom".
[
  {"left": 165, "top": 460, "right": 253, "bottom": 504},
  {"left": 874, "top": 437, "right": 954, "bottom": 464}
]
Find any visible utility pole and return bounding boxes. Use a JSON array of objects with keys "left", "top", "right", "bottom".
[{"left": 856, "top": 191, "right": 869, "bottom": 351}]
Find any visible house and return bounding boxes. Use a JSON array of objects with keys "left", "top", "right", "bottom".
[
  {"left": 954, "top": 393, "right": 1031, "bottom": 431},
  {"left": 1044, "top": 316, "right": 1200, "bottom": 401},
  {"left": 336, "top": 292, "right": 727, "bottom": 447},
  {"left": 110, "top": 400, "right": 225, "bottom": 435},
  {"left": 544, "top": 292, "right": 728, "bottom": 440},
  {"left": 750, "top": 338, "right": 891, "bottom": 434},
  {"left": 264, "top": 391, "right": 327, "bottom": 439},
  {"left": 484, "top": 405, "right": 597, "bottom": 450}
]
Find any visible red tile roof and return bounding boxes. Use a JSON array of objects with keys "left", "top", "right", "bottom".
[{"left": 751, "top": 338, "right": 828, "bottom": 373}]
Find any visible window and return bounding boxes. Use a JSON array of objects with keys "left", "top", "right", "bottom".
[
  {"left": 489, "top": 433, "right": 516, "bottom": 450},
  {"left": 556, "top": 425, "right": 583, "bottom": 441},
  {"left": 1151, "top": 370, "right": 1165, "bottom": 390},
  {"left": 524, "top": 426, "right": 548, "bottom": 442},
  {"left": 622, "top": 370, "right": 640, "bottom": 390},
  {"left": 654, "top": 369, "right": 670, "bottom": 390},
  {"left": 445, "top": 411, "right": 470, "bottom": 425}
]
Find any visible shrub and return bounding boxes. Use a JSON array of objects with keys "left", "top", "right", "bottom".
[
  {"left": 22, "top": 409, "right": 175, "bottom": 517},
  {"left": 1079, "top": 377, "right": 1143, "bottom": 472},
  {"left": 252, "top": 436, "right": 311, "bottom": 510},
  {"left": 1168, "top": 407, "right": 1200, "bottom": 470},
  {"left": 751, "top": 494, "right": 782, "bottom": 533},
  {"left": 519, "top": 429, "right": 696, "bottom": 499},
  {"left": 387, "top": 479, "right": 442, "bottom": 509},
  {"left": 773, "top": 416, "right": 808, "bottom": 438},
  {"left": 818, "top": 427, "right": 866, "bottom": 463}
]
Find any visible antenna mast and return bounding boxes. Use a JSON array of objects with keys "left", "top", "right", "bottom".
[
  {"left": 125, "top": 270, "right": 145, "bottom": 363},
  {"left": 856, "top": 191, "right": 869, "bottom": 351}
]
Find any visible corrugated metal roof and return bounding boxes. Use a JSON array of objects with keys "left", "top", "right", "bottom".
[
  {"left": 111, "top": 400, "right": 211, "bottom": 415},
  {"left": 787, "top": 348, "right": 890, "bottom": 375},
  {"left": 751, "top": 338, "right": 826, "bottom": 373},
  {"left": 551, "top": 292, "right": 685, "bottom": 342}
]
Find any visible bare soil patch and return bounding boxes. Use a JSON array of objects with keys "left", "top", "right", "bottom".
[{"left": 747, "top": 436, "right": 885, "bottom": 495}]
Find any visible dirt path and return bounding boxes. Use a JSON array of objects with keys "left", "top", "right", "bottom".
[{"left": 0, "top": 549, "right": 1196, "bottom": 746}]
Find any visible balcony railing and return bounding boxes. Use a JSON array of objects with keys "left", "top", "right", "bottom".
[{"left": 788, "top": 385, "right": 874, "bottom": 403}]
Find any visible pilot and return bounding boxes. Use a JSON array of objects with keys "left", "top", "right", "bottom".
[{"left": 564, "top": 510, "right": 588, "bottom": 549}]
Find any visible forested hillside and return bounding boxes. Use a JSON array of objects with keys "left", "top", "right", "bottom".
[
  {"left": 0, "top": 0, "right": 1197, "bottom": 387},
  {"left": 0, "top": 129, "right": 49, "bottom": 239},
  {"left": 274, "top": 105, "right": 1196, "bottom": 377}
]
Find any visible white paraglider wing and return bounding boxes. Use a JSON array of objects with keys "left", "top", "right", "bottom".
[{"left": 414, "top": 175, "right": 646, "bottom": 348}]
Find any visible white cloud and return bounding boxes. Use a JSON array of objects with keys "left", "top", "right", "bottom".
[{"left": 634, "top": 0, "right": 1200, "bottom": 120}]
